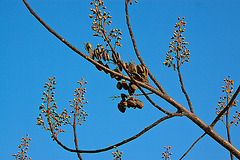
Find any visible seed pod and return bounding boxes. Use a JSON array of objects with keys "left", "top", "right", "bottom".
[
  {"left": 102, "top": 51, "right": 107, "bottom": 61},
  {"left": 137, "top": 64, "right": 144, "bottom": 74},
  {"left": 127, "top": 98, "right": 136, "bottom": 108},
  {"left": 117, "top": 52, "right": 121, "bottom": 61},
  {"left": 104, "top": 64, "right": 110, "bottom": 74},
  {"left": 112, "top": 53, "right": 118, "bottom": 63},
  {"left": 116, "top": 82, "right": 122, "bottom": 90},
  {"left": 114, "top": 68, "right": 121, "bottom": 81},
  {"left": 132, "top": 72, "right": 143, "bottom": 81},
  {"left": 118, "top": 103, "right": 126, "bottom": 113},
  {"left": 128, "top": 87, "right": 135, "bottom": 95},
  {"left": 135, "top": 99, "right": 144, "bottom": 109},
  {"left": 142, "top": 66, "right": 148, "bottom": 78},
  {"left": 96, "top": 60, "right": 104, "bottom": 71},
  {"left": 122, "top": 80, "right": 129, "bottom": 90},
  {"left": 129, "top": 82, "right": 137, "bottom": 92},
  {"left": 121, "top": 93, "right": 127, "bottom": 100},
  {"left": 106, "top": 52, "right": 110, "bottom": 61},
  {"left": 94, "top": 48, "right": 99, "bottom": 59},
  {"left": 129, "top": 62, "right": 137, "bottom": 73}
]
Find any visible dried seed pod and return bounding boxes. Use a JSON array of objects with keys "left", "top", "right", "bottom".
[
  {"left": 114, "top": 68, "right": 122, "bottom": 81},
  {"left": 127, "top": 98, "right": 136, "bottom": 108},
  {"left": 118, "top": 103, "right": 126, "bottom": 113},
  {"left": 135, "top": 99, "right": 144, "bottom": 109},
  {"left": 137, "top": 64, "right": 144, "bottom": 74},
  {"left": 128, "top": 87, "right": 135, "bottom": 95},
  {"left": 122, "top": 80, "right": 129, "bottom": 90},
  {"left": 129, "top": 62, "right": 137, "bottom": 73},
  {"left": 106, "top": 52, "right": 111, "bottom": 61},
  {"left": 112, "top": 53, "right": 118, "bottom": 63},
  {"left": 94, "top": 48, "right": 99, "bottom": 59},
  {"left": 102, "top": 51, "right": 107, "bottom": 61},
  {"left": 142, "top": 66, "right": 148, "bottom": 78},
  {"left": 104, "top": 64, "right": 110, "bottom": 74},
  {"left": 132, "top": 72, "right": 143, "bottom": 81},
  {"left": 129, "top": 82, "right": 137, "bottom": 91},
  {"left": 117, "top": 52, "right": 121, "bottom": 61},
  {"left": 116, "top": 82, "right": 122, "bottom": 90},
  {"left": 96, "top": 60, "right": 104, "bottom": 71},
  {"left": 118, "top": 63, "right": 122, "bottom": 71},
  {"left": 121, "top": 93, "right": 127, "bottom": 100}
]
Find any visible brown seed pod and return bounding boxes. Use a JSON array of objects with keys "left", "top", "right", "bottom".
[
  {"left": 102, "top": 51, "right": 107, "bottom": 61},
  {"left": 104, "top": 64, "right": 110, "bottom": 74},
  {"left": 128, "top": 87, "right": 135, "bottom": 95},
  {"left": 121, "top": 93, "right": 127, "bottom": 100},
  {"left": 135, "top": 99, "right": 144, "bottom": 109},
  {"left": 132, "top": 72, "right": 143, "bottom": 81},
  {"left": 120, "top": 100, "right": 128, "bottom": 107},
  {"left": 137, "top": 64, "right": 144, "bottom": 74},
  {"left": 118, "top": 103, "right": 126, "bottom": 113},
  {"left": 112, "top": 53, "right": 118, "bottom": 63},
  {"left": 129, "top": 82, "right": 137, "bottom": 91},
  {"left": 96, "top": 60, "right": 104, "bottom": 71},
  {"left": 127, "top": 98, "right": 136, "bottom": 108},
  {"left": 121, "top": 80, "right": 129, "bottom": 90},
  {"left": 129, "top": 62, "right": 137, "bottom": 73},
  {"left": 116, "top": 82, "right": 122, "bottom": 90},
  {"left": 114, "top": 68, "right": 122, "bottom": 81}
]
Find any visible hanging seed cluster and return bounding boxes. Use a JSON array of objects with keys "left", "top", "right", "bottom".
[
  {"left": 36, "top": 77, "right": 89, "bottom": 139},
  {"left": 117, "top": 93, "right": 144, "bottom": 113},
  {"left": 163, "top": 17, "right": 190, "bottom": 71},
  {"left": 216, "top": 75, "right": 239, "bottom": 126},
  {"left": 12, "top": 134, "right": 31, "bottom": 160}
]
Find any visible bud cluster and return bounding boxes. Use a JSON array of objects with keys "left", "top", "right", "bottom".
[
  {"left": 163, "top": 17, "right": 190, "bottom": 70},
  {"left": 36, "top": 77, "right": 89, "bottom": 140},
  {"left": 112, "top": 146, "right": 123, "bottom": 160},
  {"left": 161, "top": 146, "right": 172, "bottom": 160},
  {"left": 216, "top": 75, "right": 239, "bottom": 126},
  {"left": 12, "top": 134, "right": 31, "bottom": 160}
]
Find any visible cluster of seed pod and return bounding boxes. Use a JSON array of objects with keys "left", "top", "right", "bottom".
[
  {"left": 125, "top": 61, "right": 149, "bottom": 83},
  {"left": 117, "top": 93, "right": 144, "bottom": 113},
  {"left": 116, "top": 80, "right": 138, "bottom": 95}
]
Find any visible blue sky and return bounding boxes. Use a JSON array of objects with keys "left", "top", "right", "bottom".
[{"left": 1, "top": 0, "right": 240, "bottom": 160}]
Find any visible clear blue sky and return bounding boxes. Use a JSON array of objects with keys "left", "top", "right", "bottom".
[{"left": 1, "top": 0, "right": 240, "bottom": 160}]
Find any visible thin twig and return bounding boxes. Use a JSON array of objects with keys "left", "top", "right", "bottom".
[
  {"left": 210, "top": 85, "right": 240, "bottom": 127},
  {"left": 51, "top": 114, "right": 181, "bottom": 153},
  {"left": 179, "top": 133, "right": 206, "bottom": 160},
  {"left": 125, "top": 0, "right": 167, "bottom": 95}
]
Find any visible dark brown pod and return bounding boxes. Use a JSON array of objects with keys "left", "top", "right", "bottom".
[
  {"left": 137, "top": 64, "right": 144, "bottom": 74},
  {"left": 120, "top": 100, "right": 128, "bottom": 107},
  {"left": 122, "top": 80, "right": 129, "bottom": 90},
  {"left": 104, "top": 64, "right": 110, "bottom": 74},
  {"left": 135, "top": 99, "right": 144, "bottom": 109},
  {"left": 127, "top": 98, "right": 136, "bottom": 108},
  {"left": 113, "top": 68, "right": 122, "bottom": 81},
  {"left": 116, "top": 82, "right": 122, "bottom": 90},
  {"left": 118, "top": 103, "right": 126, "bottom": 113},
  {"left": 96, "top": 60, "right": 104, "bottom": 71},
  {"left": 121, "top": 93, "right": 127, "bottom": 100},
  {"left": 128, "top": 87, "right": 135, "bottom": 95},
  {"left": 129, "top": 82, "right": 137, "bottom": 91}
]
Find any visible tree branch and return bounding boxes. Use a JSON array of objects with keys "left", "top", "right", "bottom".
[
  {"left": 210, "top": 85, "right": 240, "bottom": 127},
  {"left": 179, "top": 133, "right": 206, "bottom": 160},
  {"left": 52, "top": 114, "right": 180, "bottom": 153},
  {"left": 125, "top": 0, "right": 167, "bottom": 95}
]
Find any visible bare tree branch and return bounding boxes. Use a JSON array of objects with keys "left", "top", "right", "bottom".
[
  {"left": 125, "top": 0, "right": 167, "bottom": 95},
  {"left": 51, "top": 114, "right": 181, "bottom": 153},
  {"left": 179, "top": 133, "right": 206, "bottom": 160}
]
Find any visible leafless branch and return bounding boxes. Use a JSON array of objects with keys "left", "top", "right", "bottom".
[
  {"left": 51, "top": 114, "right": 181, "bottom": 153},
  {"left": 179, "top": 133, "right": 206, "bottom": 160},
  {"left": 125, "top": 0, "right": 167, "bottom": 95}
]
